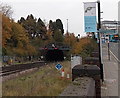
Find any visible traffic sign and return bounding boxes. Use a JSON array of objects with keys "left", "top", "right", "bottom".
[{"left": 55, "top": 64, "right": 63, "bottom": 70}]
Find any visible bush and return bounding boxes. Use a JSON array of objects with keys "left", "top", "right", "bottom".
[
  {"left": 79, "top": 38, "right": 98, "bottom": 58},
  {"left": 80, "top": 43, "right": 94, "bottom": 58}
]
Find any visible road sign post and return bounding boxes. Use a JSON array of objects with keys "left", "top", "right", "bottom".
[
  {"left": 97, "top": 0, "right": 104, "bottom": 82},
  {"left": 84, "top": 1, "right": 104, "bottom": 82},
  {"left": 107, "top": 41, "right": 110, "bottom": 60}
]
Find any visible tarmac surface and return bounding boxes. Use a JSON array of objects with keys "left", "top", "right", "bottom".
[{"left": 101, "top": 43, "right": 119, "bottom": 97}]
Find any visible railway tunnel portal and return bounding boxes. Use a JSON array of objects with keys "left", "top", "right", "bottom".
[{"left": 40, "top": 43, "right": 70, "bottom": 61}]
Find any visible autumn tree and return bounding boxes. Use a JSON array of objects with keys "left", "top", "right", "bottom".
[
  {"left": 73, "top": 37, "right": 89, "bottom": 54},
  {"left": 64, "top": 32, "right": 76, "bottom": 47},
  {"left": 1, "top": 3, "right": 13, "bottom": 55},
  {"left": 48, "top": 19, "right": 64, "bottom": 37},
  {"left": 18, "top": 14, "right": 37, "bottom": 38},
  {"left": 2, "top": 13, "right": 37, "bottom": 56},
  {"left": 36, "top": 18, "right": 47, "bottom": 38},
  {"left": 2, "top": 15, "right": 12, "bottom": 55},
  {"left": 48, "top": 20, "right": 53, "bottom": 32},
  {"left": 56, "top": 19, "right": 64, "bottom": 35},
  {"left": 53, "top": 29, "right": 64, "bottom": 43},
  {"left": 0, "top": 13, "right": 2, "bottom": 56},
  {"left": 18, "top": 14, "right": 47, "bottom": 39},
  {"left": 18, "top": 17, "right": 25, "bottom": 26},
  {"left": 73, "top": 37, "right": 97, "bottom": 58}
]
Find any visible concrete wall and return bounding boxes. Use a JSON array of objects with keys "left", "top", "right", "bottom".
[
  {"left": 60, "top": 77, "right": 95, "bottom": 97},
  {"left": 71, "top": 56, "right": 82, "bottom": 69}
]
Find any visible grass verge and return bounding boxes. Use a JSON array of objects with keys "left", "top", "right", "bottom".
[{"left": 2, "top": 61, "right": 72, "bottom": 96}]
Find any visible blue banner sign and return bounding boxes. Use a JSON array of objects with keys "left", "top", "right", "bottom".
[
  {"left": 84, "top": 16, "right": 97, "bottom": 32},
  {"left": 84, "top": 2, "right": 97, "bottom": 32}
]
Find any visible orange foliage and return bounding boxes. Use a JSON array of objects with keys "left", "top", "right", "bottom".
[
  {"left": 11, "top": 42, "right": 36, "bottom": 56},
  {"left": 73, "top": 37, "right": 91, "bottom": 54},
  {"left": 64, "top": 32, "right": 76, "bottom": 47},
  {"left": 26, "top": 44, "right": 36, "bottom": 55},
  {"left": 2, "top": 15, "right": 37, "bottom": 56},
  {"left": 2, "top": 15, "right": 11, "bottom": 48},
  {"left": 64, "top": 33, "right": 91, "bottom": 55},
  {"left": 47, "top": 30, "right": 53, "bottom": 36},
  {"left": 0, "top": 13, "right": 2, "bottom": 46}
]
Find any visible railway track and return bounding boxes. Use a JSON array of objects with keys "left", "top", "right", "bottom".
[{"left": 1, "top": 61, "right": 45, "bottom": 77}]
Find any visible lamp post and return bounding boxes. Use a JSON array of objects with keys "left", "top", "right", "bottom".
[{"left": 67, "top": 19, "right": 68, "bottom": 33}]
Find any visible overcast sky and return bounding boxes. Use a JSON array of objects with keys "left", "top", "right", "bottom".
[{"left": 1, "top": 0, "right": 119, "bottom": 36}]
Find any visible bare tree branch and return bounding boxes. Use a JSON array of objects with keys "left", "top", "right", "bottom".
[{"left": 0, "top": 2, "right": 13, "bottom": 18}]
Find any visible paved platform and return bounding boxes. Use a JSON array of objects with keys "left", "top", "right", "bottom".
[{"left": 101, "top": 44, "right": 118, "bottom": 97}]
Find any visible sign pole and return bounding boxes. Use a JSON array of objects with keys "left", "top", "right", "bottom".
[
  {"left": 97, "top": 0, "right": 104, "bottom": 82},
  {"left": 108, "top": 41, "right": 110, "bottom": 60}
]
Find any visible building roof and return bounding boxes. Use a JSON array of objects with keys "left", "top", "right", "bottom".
[
  {"left": 102, "top": 20, "right": 120, "bottom": 25},
  {"left": 102, "top": 20, "right": 118, "bottom": 25}
]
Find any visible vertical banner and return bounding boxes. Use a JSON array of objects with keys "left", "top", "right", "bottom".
[{"left": 84, "top": 2, "right": 97, "bottom": 32}]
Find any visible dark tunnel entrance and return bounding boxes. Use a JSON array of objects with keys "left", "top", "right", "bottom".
[{"left": 45, "top": 50, "right": 64, "bottom": 61}]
